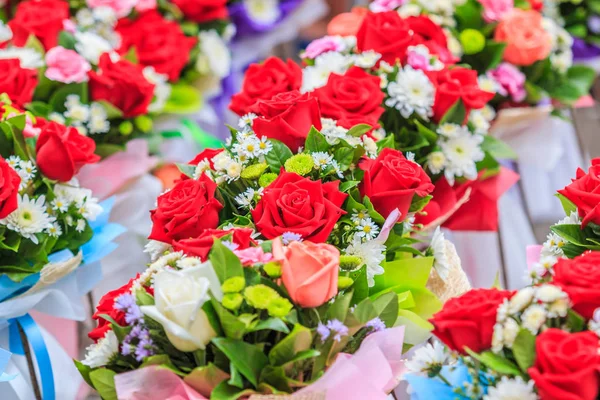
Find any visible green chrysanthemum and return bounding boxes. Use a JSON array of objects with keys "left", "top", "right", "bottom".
[
  {"left": 222, "top": 293, "right": 244, "bottom": 311},
  {"left": 337, "top": 276, "right": 354, "bottom": 290},
  {"left": 241, "top": 163, "right": 268, "bottom": 180},
  {"left": 284, "top": 154, "right": 314, "bottom": 176},
  {"left": 267, "top": 297, "right": 293, "bottom": 318},
  {"left": 339, "top": 255, "right": 363, "bottom": 271},
  {"left": 259, "top": 173, "right": 278, "bottom": 187},
  {"left": 459, "top": 29, "right": 485, "bottom": 55},
  {"left": 263, "top": 261, "right": 282, "bottom": 278},
  {"left": 244, "top": 284, "right": 279, "bottom": 309},
  {"left": 222, "top": 276, "right": 246, "bottom": 294}
]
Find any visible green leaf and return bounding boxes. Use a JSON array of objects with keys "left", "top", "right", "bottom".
[
  {"left": 209, "top": 238, "right": 244, "bottom": 283},
  {"left": 481, "top": 135, "right": 517, "bottom": 160},
  {"left": 567, "top": 309, "right": 586, "bottom": 332},
  {"left": 58, "top": 31, "right": 77, "bottom": 50},
  {"left": 73, "top": 360, "right": 93, "bottom": 388},
  {"left": 176, "top": 163, "right": 196, "bottom": 179},
  {"left": 7, "top": 114, "right": 26, "bottom": 131},
  {"left": 371, "top": 291, "right": 399, "bottom": 327},
  {"left": 334, "top": 146, "right": 355, "bottom": 171},
  {"left": 229, "top": 363, "right": 244, "bottom": 388},
  {"left": 183, "top": 363, "right": 229, "bottom": 398},
  {"left": 259, "top": 365, "right": 292, "bottom": 392},
  {"left": 326, "top": 290, "right": 353, "bottom": 322},
  {"left": 555, "top": 193, "right": 577, "bottom": 215},
  {"left": 211, "top": 338, "right": 269, "bottom": 387},
  {"left": 268, "top": 324, "right": 312, "bottom": 367},
  {"left": 96, "top": 100, "right": 124, "bottom": 119},
  {"left": 339, "top": 180, "right": 360, "bottom": 193},
  {"left": 512, "top": 328, "right": 536, "bottom": 371},
  {"left": 465, "top": 348, "right": 523, "bottom": 376},
  {"left": 480, "top": 41, "right": 507, "bottom": 70},
  {"left": 349, "top": 265, "right": 369, "bottom": 306},
  {"left": 135, "top": 290, "right": 155, "bottom": 306},
  {"left": 163, "top": 84, "right": 203, "bottom": 114},
  {"left": 305, "top": 126, "right": 329, "bottom": 152},
  {"left": 409, "top": 195, "right": 432, "bottom": 213},
  {"left": 95, "top": 143, "right": 125, "bottom": 158},
  {"left": 211, "top": 381, "right": 256, "bottom": 400},
  {"left": 346, "top": 124, "right": 372, "bottom": 137},
  {"left": 372, "top": 256, "right": 434, "bottom": 294},
  {"left": 265, "top": 139, "right": 293, "bottom": 173},
  {"left": 414, "top": 120, "right": 438, "bottom": 143},
  {"left": 248, "top": 318, "right": 290, "bottom": 334},
  {"left": 24, "top": 34, "right": 45, "bottom": 56},
  {"left": 210, "top": 298, "right": 245, "bottom": 339},
  {"left": 440, "top": 99, "right": 466, "bottom": 125},
  {"left": 140, "top": 354, "right": 172, "bottom": 368},
  {"left": 376, "top": 134, "right": 395, "bottom": 151},
  {"left": 89, "top": 369, "right": 118, "bottom": 400},
  {"left": 0, "top": 233, "right": 21, "bottom": 252},
  {"left": 123, "top": 46, "right": 138, "bottom": 64},
  {"left": 550, "top": 224, "right": 587, "bottom": 247},
  {"left": 49, "top": 83, "right": 88, "bottom": 112},
  {"left": 566, "top": 65, "right": 596, "bottom": 95},
  {"left": 549, "top": 82, "right": 584, "bottom": 105}
]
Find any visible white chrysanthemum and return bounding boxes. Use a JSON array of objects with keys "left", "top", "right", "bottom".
[
  {"left": 176, "top": 257, "right": 204, "bottom": 269},
  {"left": 301, "top": 52, "right": 352, "bottom": 92},
  {"left": 557, "top": 211, "right": 580, "bottom": 225},
  {"left": 405, "top": 341, "right": 449, "bottom": 376},
  {"left": 16, "top": 160, "right": 36, "bottom": 189},
  {"left": 198, "top": 30, "right": 231, "bottom": 78},
  {"left": 491, "top": 322, "right": 504, "bottom": 353},
  {"left": 76, "top": 8, "right": 95, "bottom": 27},
  {"left": 362, "top": 136, "right": 378, "bottom": 158},
  {"left": 484, "top": 376, "right": 537, "bottom": 400},
  {"left": 502, "top": 317, "right": 519, "bottom": 348},
  {"left": 88, "top": 102, "right": 110, "bottom": 134},
  {"left": 144, "top": 240, "right": 172, "bottom": 262},
  {"left": 0, "top": 22, "right": 12, "bottom": 43},
  {"left": 235, "top": 187, "right": 262, "bottom": 210},
  {"left": 82, "top": 330, "right": 119, "bottom": 368},
  {"left": 508, "top": 287, "right": 534, "bottom": 314},
  {"left": 312, "top": 152, "right": 334, "bottom": 171},
  {"left": 547, "top": 297, "right": 569, "bottom": 318},
  {"left": 430, "top": 227, "right": 450, "bottom": 281},
  {"left": 479, "top": 104, "right": 496, "bottom": 121},
  {"left": 397, "top": 3, "right": 422, "bottom": 18},
  {"left": 244, "top": 0, "right": 281, "bottom": 24},
  {"left": 225, "top": 161, "right": 242, "bottom": 182},
  {"left": 535, "top": 284, "right": 567, "bottom": 303},
  {"left": 437, "top": 123, "right": 468, "bottom": 138},
  {"left": 427, "top": 151, "right": 446, "bottom": 175},
  {"left": 212, "top": 151, "right": 234, "bottom": 171},
  {"left": 0, "top": 195, "right": 54, "bottom": 244},
  {"left": 496, "top": 299, "right": 509, "bottom": 322},
  {"left": 521, "top": 304, "right": 547, "bottom": 334},
  {"left": 48, "top": 112, "right": 66, "bottom": 124},
  {"left": 345, "top": 237, "right": 386, "bottom": 287},
  {"left": 92, "top": 5, "right": 118, "bottom": 25},
  {"left": 385, "top": 66, "right": 435, "bottom": 120},
  {"left": 353, "top": 50, "right": 381, "bottom": 68},
  {"left": 440, "top": 132, "right": 484, "bottom": 185},
  {"left": 469, "top": 110, "right": 490, "bottom": 135},
  {"left": 65, "top": 95, "right": 90, "bottom": 124},
  {"left": 478, "top": 75, "right": 500, "bottom": 94},
  {"left": 550, "top": 51, "right": 572, "bottom": 74},
  {"left": 0, "top": 47, "right": 44, "bottom": 69},
  {"left": 46, "top": 222, "right": 62, "bottom": 238},
  {"left": 75, "top": 31, "right": 114, "bottom": 64}
]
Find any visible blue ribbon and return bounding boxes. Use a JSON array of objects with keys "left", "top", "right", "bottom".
[{"left": 8, "top": 315, "right": 53, "bottom": 400}]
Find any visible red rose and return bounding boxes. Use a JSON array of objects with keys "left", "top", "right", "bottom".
[
  {"left": 116, "top": 11, "right": 196, "bottom": 81},
  {"left": 406, "top": 16, "right": 457, "bottom": 64},
  {"left": 0, "top": 59, "right": 38, "bottom": 107},
  {"left": 8, "top": 0, "right": 69, "bottom": 50},
  {"left": 88, "top": 53, "right": 155, "bottom": 118},
  {"left": 230, "top": 57, "right": 303, "bottom": 116},
  {"left": 552, "top": 252, "right": 600, "bottom": 319},
  {"left": 173, "top": 228, "right": 255, "bottom": 260},
  {"left": 359, "top": 148, "right": 434, "bottom": 219},
  {"left": 149, "top": 174, "right": 223, "bottom": 244},
  {"left": 251, "top": 171, "right": 347, "bottom": 242},
  {"left": 0, "top": 157, "right": 21, "bottom": 219},
  {"left": 356, "top": 11, "right": 413, "bottom": 64},
  {"left": 431, "top": 288, "right": 514, "bottom": 354},
  {"left": 89, "top": 277, "right": 135, "bottom": 342},
  {"left": 528, "top": 329, "right": 600, "bottom": 400},
  {"left": 313, "top": 67, "right": 384, "bottom": 129},
  {"left": 427, "top": 67, "right": 495, "bottom": 123},
  {"left": 35, "top": 119, "right": 100, "bottom": 182},
  {"left": 558, "top": 158, "right": 600, "bottom": 227},
  {"left": 171, "top": 0, "right": 228, "bottom": 23},
  {"left": 252, "top": 91, "right": 322, "bottom": 152}
]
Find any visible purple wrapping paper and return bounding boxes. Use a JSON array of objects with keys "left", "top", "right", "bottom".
[
  {"left": 228, "top": 0, "right": 303, "bottom": 38},
  {"left": 572, "top": 37, "right": 600, "bottom": 60}
]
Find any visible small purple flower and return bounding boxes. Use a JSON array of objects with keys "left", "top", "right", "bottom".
[
  {"left": 114, "top": 293, "right": 135, "bottom": 311},
  {"left": 282, "top": 232, "right": 302, "bottom": 245},
  {"left": 366, "top": 317, "right": 386, "bottom": 333},
  {"left": 317, "top": 322, "right": 330, "bottom": 342},
  {"left": 589, "top": 16, "right": 600, "bottom": 34},
  {"left": 121, "top": 325, "right": 155, "bottom": 361},
  {"left": 326, "top": 319, "right": 349, "bottom": 342},
  {"left": 115, "top": 293, "right": 144, "bottom": 325}
]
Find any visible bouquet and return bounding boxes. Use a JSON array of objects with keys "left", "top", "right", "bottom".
[
  {"left": 0, "top": 0, "right": 232, "bottom": 156},
  {"left": 243, "top": 9, "right": 518, "bottom": 231},
  {"left": 402, "top": 158, "right": 600, "bottom": 399},
  {"left": 228, "top": 0, "right": 307, "bottom": 39},
  {"left": 547, "top": 0, "right": 600, "bottom": 61}
]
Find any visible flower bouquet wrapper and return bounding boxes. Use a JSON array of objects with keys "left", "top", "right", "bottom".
[
  {"left": 426, "top": 241, "right": 471, "bottom": 303},
  {"left": 114, "top": 326, "right": 407, "bottom": 400}
]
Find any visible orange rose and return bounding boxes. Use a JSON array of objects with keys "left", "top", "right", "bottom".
[
  {"left": 273, "top": 239, "right": 338, "bottom": 308},
  {"left": 494, "top": 9, "right": 552, "bottom": 66},
  {"left": 327, "top": 7, "right": 368, "bottom": 37}
]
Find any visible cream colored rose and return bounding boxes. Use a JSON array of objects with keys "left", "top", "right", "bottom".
[{"left": 140, "top": 262, "right": 223, "bottom": 352}]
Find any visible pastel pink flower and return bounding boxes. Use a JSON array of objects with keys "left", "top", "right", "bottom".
[
  {"left": 304, "top": 36, "right": 345, "bottom": 59},
  {"left": 86, "top": 0, "right": 137, "bottom": 17},
  {"left": 488, "top": 62, "right": 526, "bottom": 102},
  {"left": 234, "top": 247, "right": 273, "bottom": 266},
  {"left": 7, "top": 113, "right": 40, "bottom": 138},
  {"left": 45, "top": 46, "right": 91, "bottom": 84},
  {"left": 62, "top": 19, "right": 76, "bottom": 34},
  {"left": 407, "top": 49, "right": 430, "bottom": 71},
  {"left": 369, "top": 0, "right": 406, "bottom": 12},
  {"left": 135, "top": 0, "right": 156, "bottom": 12},
  {"left": 478, "top": 0, "right": 513, "bottom": 22}
]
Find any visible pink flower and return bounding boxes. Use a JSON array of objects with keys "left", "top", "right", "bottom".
[
  {"left": 488, "top": 62, "right": 526, "bottom": 102},
  {"left": 478, "top": 0, "right": 513, "bottom": 22},
  {"left": 45, "top": 46, "right": 91, "bottom": 84},
  {"left": 62, "top": 19, "right": 76, "bottom": 34},
  {"left": 86, "top": 0, "right": 137, "bottom": 17},
  {"left": 234, "top": 247, "right": 273, "bottom": 266},
  {"left": 135, "top": 0, "right": 156, "bottom": 12},
  {"left": 369, "top": 0, "right": 406, "bottom": 12},
  {"left": 7, "top": 112, "right": 40, "bottom": 138},
  {"left": 304, "top": 36, "right": 345, "bottom": 59}
]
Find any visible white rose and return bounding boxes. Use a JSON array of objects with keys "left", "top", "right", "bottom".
[{"left": 141, "top": 262, "right": 223, "bottom": 352}]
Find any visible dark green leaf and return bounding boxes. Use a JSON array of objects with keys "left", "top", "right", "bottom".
[
  {"left": 550, "top": 224, "right": 587, "bottom": 247},
  {"left": 409, "top": 195, "right": 432, "bottom": 213},
  {"left": 339, "top": 180, "right": 360, "bottom": 193},
  {"left": 555, "top": 193, "right": 577, "bottom": 215},
  {"left": 440, "top": 99, "right": 466, "bottom": 125},
  {"left": 566, "top": 65, "right": 596, "bottom": 95},
  {"left": 49, "top": 83, "right": 88, "bottom": 112},
  {"left": 268, "top": 324, "right": 312, "bottom": 367},
  {"left": 209, "top": 238, "right": 244, "bottom": 283},
  {"left": 567, "top": 309, "right": 586, "bottom": 332},
  {"left": 248, "top": 318, "right": 290, "bottom": 334},
  {"left": 465, "top": 348, "right": 523, "bottom": 376},
  {"left": 96, "top": 100, "right": 124, "bottom": 119},
  {"left": 176, "top": 163, "right": 196, "bottom": 179},
  {"left": 349, "top": 266, "right": 369, "bottom": 306},
  {"left": 346, "top": 124, "right": 372, "bottom": 137},
  {"left": 326, "top": 291, "right": 353, "bottom": 322},
  {"left": 211, "top": 338, "right": 269, "bottom": 387},
  {"left": 305, "top": 126, "right": 329, "bottom": 153},
  {"left": 89, "top": 369, "right": 118, "bottom": 400},
  {"left": 210, "top": 298, "right": 245, "bottom": 339},
  {"left": 512, "top": 328, "right": 536, "bottom": 371},
  {"left": 229, "top": 363, "right": 244, "bottom": 388},
  {"left": 481, "top": 135, "right": 517, "bottom": 160},
  {"left": 135, "top": 290, "right": 155, "bottom": 306},
  {"left": 265, "top": 139, "right": 293, "bottom": 173},
  {"left": 259, "top": 366, "right": 292, "bottom": 392},
  {"left": 334, "top": 147, "right": 354, "bottom": 170},
  {"left": 371, "top": 291, "right": 399, "bottom": 327},
  {"left": 58, "top": 31, "right": 77, "bottom": 50},
  {"left": 376, "top": 134, "right": 395, "bottom": 151}
]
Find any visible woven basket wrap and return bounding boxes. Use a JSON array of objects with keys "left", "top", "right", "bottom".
[{"left": 426, "top": 240, "right": 471, "bottom": 303}]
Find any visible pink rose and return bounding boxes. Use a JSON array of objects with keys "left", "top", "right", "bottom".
[
  {"left": 304, "top": 36, "right": 345, "bottom": 59},
  {"left": 273, "top": 238, "right": 338, "bottom": 308},
  {"left": 495, "top": 9, "right": 552, "bottom": 66},
  {"left": 488, "top": 62, "right": 526, "bottom": 102},
  {"left": 369, "top": 0, "right": 406, "bottom": 12},
  {"left": 86, "top": 0, "right": 137, "bottom": 17},
  {"left": 135, "top": 0, "right": 156, "bottom": 11},
  {"left": 478, "top": 0, "right": 513, "bottom": 22},
  {"left": 62, "top": 19, "right": 76, "bottom": 34},
  {"left": 45, "top": 46, "right": 91, "bottom": 84},
  {"left": 234, "top": 247, "right": 273, "bottom": 266}
]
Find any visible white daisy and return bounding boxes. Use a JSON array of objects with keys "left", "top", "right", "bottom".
[
  {"left": 0, "top": 47, "right": 44, "bottom": 69},
  {"left": 353, "top": 50, "right": 381, "bottom": 68},
  {"left": 46, "top": 222, "right": 62, "bottom": 238},
  {"left": 437, "top": 123, "right": 468, "bottom": 138},
  {"left": 82, "top": 330, "right": 119, "bottom": 369},
  {"left": 345, "top": 237, "right": 385, "bottom": 287},
  {"left": 354, "top": 217, "right": 380, "bottom": 241},
  {"left": 440, "top": 132, "right": 484, "bottom": 185},
  {"left": 427, "top": 151, "right": 446, "bottom": 175},
  {"left": 484, "top": 376, "right": 537, "bottom": 400},
  {"left": 75, "top": 219, "right": 87, "bottom": 233},
  {"left": 556, "top": 211, "right": 580, "bottom": 226},
  {"left": 144, "top": 240, "right": 172, "bottom": 262},
  {"left": 234, "top": 188, "right": 259, "bottom": 210},
  {"left": 233, "top": 135, "right": 262, "bottom": 159},
  {"left": 405, "top": 341, "right": 449, "bottom": 376},
  {"left": 238, "top": 113, "right": 258, "bottom": 128},
  {"left": 244, "top": 0, "right": 281, "bottom": 24},
  {"left": 88, "top": 103, "right": 110, "bottom": 134},
  {"left": 198, "top": 30, "right": 231, "bottom": 79},
  {"left": 301, "top": 52, "right": 352, "bottom": 92},
  {"left": 320, "top": 118, "right": 349, "bottom": 145},
  {"left": 469, "top": 110, "right": 490, "bottom": 135},
  {"left": 430, "top": 227, "right": 450, "bottom": 281},
  {"left": 521, "top": 304, "right": 547, "bottom": 334},
  {"left": 312, "top": 152, "right": 334, "bottom": 170},
  {"left": 64, "top": 95, "right": 90, "bottom": 124},
  {"left": 0, "top": 195, "right": 55, "bottom": 244},
  {"left": 385, "top": 66, "right": 435, "bottom": 120},
  {"left": 48, "top": 113, "right": 66, "bottom": 124},
  {"left": 6, "top": 156, "right": 21, "bottom": 170}
]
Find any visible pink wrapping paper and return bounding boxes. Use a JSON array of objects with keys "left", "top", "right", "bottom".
[
  {"left": 77, "top": 139, "right": 159, "bottom": 200},
  {"left": 113, "top": 326, "right": 406, "bottom": 400},
  {"left": 526, "top": 245, "right": 543, "bottom": 270},
  {"left": 30, "top": 312, "right": 78, "bottom": 358}
]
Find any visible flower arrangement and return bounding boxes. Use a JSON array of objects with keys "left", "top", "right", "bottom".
[
  {"left": 228, "top": 0, "right": 306, "bottom": 39},
  {"left": 402, "top": 158, "right": 600, "bottom": 399},
  {"left": 548, "top": 0, "right": 600, "bottom": 61},
  {"left": 0, "top": 0, "right": 232, "bottom": 156},
  {"left": 366, "top": 0, "right": 595, "bottom": 109}
]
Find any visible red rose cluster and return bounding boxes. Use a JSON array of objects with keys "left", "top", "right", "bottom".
[{"left": 558, "top": 157, "right": 600, "bottom": 228}]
